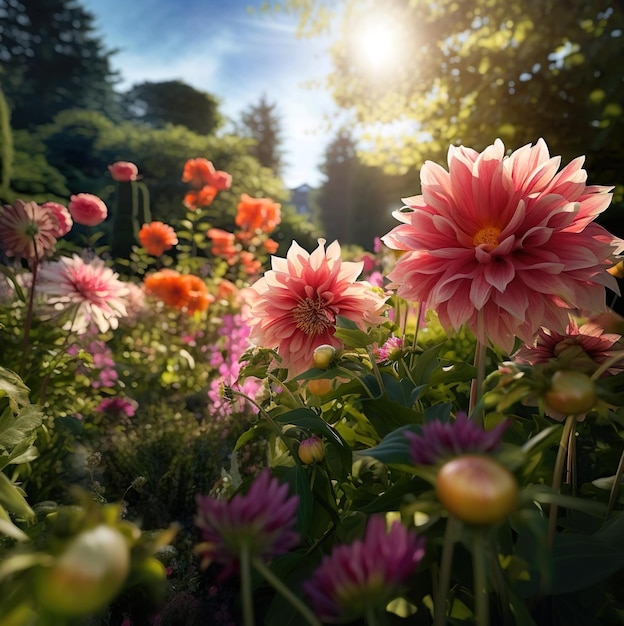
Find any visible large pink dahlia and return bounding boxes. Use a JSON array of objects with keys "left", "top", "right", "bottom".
[
  {"left": 382, "top": 139, "right": 622, "bottom": 353},
  {"left": 37, "top": 254, "right": 129, "bottom": 333},
  {"left": 247, "top": 239, "right": 387, "bottom": 376}
]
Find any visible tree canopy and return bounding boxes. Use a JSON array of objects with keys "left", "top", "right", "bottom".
[
  {"left": 0, "top": 0, "right": 119, "bottom": 129},
  {"left": 122, "top": 81, "right": 224, "bottom": 136},
  {"left": 278, "top": 0, "right": 624, "bottom": 195}
]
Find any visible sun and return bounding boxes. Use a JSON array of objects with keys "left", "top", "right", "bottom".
[{"left": 349, "top": 16, "right": 404, "bottom": 75}]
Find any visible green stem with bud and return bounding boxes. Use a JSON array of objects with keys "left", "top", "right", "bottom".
[{"left": 434, "top": 515, "right": 460, "bottom": 626}]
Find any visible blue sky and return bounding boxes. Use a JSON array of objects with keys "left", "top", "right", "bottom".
[{"left": 81, "top": 0, "right": 338, "bottom": 188}]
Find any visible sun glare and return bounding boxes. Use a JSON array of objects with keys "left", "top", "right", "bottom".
[{"left": 350, "top": 17, "right": 403, "bottom": 74}]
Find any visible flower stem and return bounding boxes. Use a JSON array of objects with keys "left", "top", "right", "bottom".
[
  {"left": 252, "top": 557, "right": 322, "bottom": 626},
  {"left": 469, "top": 338, "right": 487, "bottom": 423},
  {"left": 366, "top": 606, "right": 379, "bottom": 626},
  {"left": 606, "top": 447, "right": 624, "bottom": 519},
  {"left": 19, "top": 246, "right": 39, "bottom": 375},
  {"left": 434, "top": 515, "right": 460, "bottom": 626},
  {"left": 548, "top": 415, "right": 576, "bottom": 545},
  {"left": 240, "top": 544, "right": 255, "bottom": 626},
  {"left": 472, "top": 530, "right": 489, "bottom": 626}
]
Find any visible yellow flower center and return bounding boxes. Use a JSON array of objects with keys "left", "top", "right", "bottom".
[
  {"left": 473, "top": 226, "right": 501, "bottom": 251},
  {"left": 292, "top": 297, "right": 335, "bottom": 336}
]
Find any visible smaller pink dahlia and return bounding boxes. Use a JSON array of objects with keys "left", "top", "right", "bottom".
[
  {"left": 37, "top": 254, "right": 129, "bottom": 333},
  {"left": 0, "top": 199, "right": 59, "bottom": 262},
  {"left": 195, "top": 470, "right": 299, "bottom": 577},
  {"left": 303, "top": 516, "right": 426, "bottom": 623},
  {"left": 42, "top": 202, "right": 73, "bottom": 237},
  {"left": 69, "top": 193, "right": 108, "bottom": 227},
  {"left": 108, "top": 161, "right": 139, "bottom": 182},
  {"left": 406, "top": 412, "right": 507, "bottom": 466},
  {"left": 247, "top": 239, "right": 387, "bottom": 376},
  {"left": 512, "top": 318, "right": 624, "bottom": 376}
]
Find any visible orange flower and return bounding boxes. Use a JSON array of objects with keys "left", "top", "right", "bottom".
[
  {"left": 235, "top": 194, "right": 281, "bottom": 234},
  {"left": 144, "top": 269, "right": 191, "bottom": 309},
  {"left": 207, "top": 228, "right": 237, "bottom": 260},
  {"left": 182, "top": 274, "right": 214, "bottom": 314},
  {"left": 182, "top": 158, "right": 216, "bottom": 189},
  {"left": 184, "top": 185, "right": 218, "bottom": 210},
  {"left": 216, "top": 278, "right": 238, "bottom": 302},
  {"left": 263, "top": 238, "right": 279, "bottom": 254},
  {"left": 138, "top": 221, "right": 178, "bottom": 256},
  {"left": 144, "top": 270, "right": 213, "bottom": 314},
  {"left": 239, "top": 250, "right": 262, "bottom": 276}
]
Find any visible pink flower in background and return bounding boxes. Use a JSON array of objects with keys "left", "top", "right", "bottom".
[
  {"left": 38, "top": 254, "right": 128, "bottom": 333},
  {"left": 375, "top": 335, "right": 404, "bottom": 362},
  {"left": 195, "top": 471, "right": 299, "bottom": 577},
  {"left": 303, "top": 516, "right": 426, "bottom": 623},
  {"left": 42, "top": 202, "right": 73, "bottom": 237},
  {"left": 512, "top": 318, "right": 624, "bottom": 376},
  {"left": 382, "top": 139, "right": 622, "bottom": 353},
  {"left": 68, "top": 193, "right": 108, "bottom": 227},
  {"left": 108, "top": 161, "right": 139, "bottom": 182},
  {"left": 247, "top": 239, "right": 387, "bottom": 376},
  {"left": 0, "top": 199, "right": 59, "bottom": 262},
  {"left": 96, "top": 396, "right": 137, "bottom": 419},
  {"left": 210, "top": 170, "right": 232, "bottom": 191}
]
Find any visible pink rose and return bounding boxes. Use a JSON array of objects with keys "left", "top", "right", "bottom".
[
  {"left": 42, "top": 202, "right": 73, "bottom": 237},
  {"left": 69, "top": 193, "right": 108, "bottom": 227},
  {"left": 108, "top": 161, "right": 139, "bottom": 182}
]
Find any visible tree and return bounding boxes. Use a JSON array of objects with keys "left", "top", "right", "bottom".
[
  {"left": 122, "top": 81, "right": 223, "bottom": 136},
  {"left": 0, "top": 0, "right": 119, "bottom": 129},
  {"left": 277, "top": 0, "right": 624, "bottom": 195},
  {"left": 239, "top": 95, "right": 285, "bottom": 175}
]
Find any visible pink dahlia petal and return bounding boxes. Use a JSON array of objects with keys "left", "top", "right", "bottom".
[
  {"left": 247, "top": 238, "right": 387, "bottom": 376},
  {"left": 382, "top": 139, "right": 622, "bottom": 352},
  {"left": 42, "top": 202, "right": 73, "bottom": 238}
]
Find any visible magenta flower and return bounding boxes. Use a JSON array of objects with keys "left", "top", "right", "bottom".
[
  {"left": 69, "top": 193, "right": 108, "bottom": 227},
  {"left": 303, "top": 516, "right": 425, "bottom": 623},
  {"left": 247, "top": 238, "right": 387, "bottom": 376},
  {"left": 512, "top": 318, "right": 624, "bottom": 376},
  {"left": 382, "top": 139, "right": 622, "bottom": 353},
  {"left": 37, "top": 254, "right": 129, "bottom": 333},
  {"left": 42, "top": 202, "right": 73, "bottom": 238},
  {"left": 108, "top": 161, "right": 139, "bottom": 182},
  {"left": 195, "top": 471, "right": 299, "bottom": 576},
  {"left": 375, "top": 335, "right": 404, "bottom": 362},
  {"left": 0, "top": 199, "right": 59, "bottom": 262},
  {"left": 96, "top": 396, "right": 137, "bottom": 419},
  {"left": 406, "top": 412, "right": 507, "bottom": 466}
]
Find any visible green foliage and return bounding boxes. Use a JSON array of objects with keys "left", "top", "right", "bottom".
[
  {"left": 122, "top": 80, "right": 224, "bottom": 136},
  {"left": 0, "top": 88, "right": 13, "bottom": 201}
]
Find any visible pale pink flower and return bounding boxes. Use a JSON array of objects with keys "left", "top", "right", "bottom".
[
  {"left": 382, "top": 139, "right": 622, "bottom": 353},
  {"left": 37, "top": 254, "right": 128, "bottom": 333},
  {"left": 42, "top": 202, "right": 73, "bottom": 237},
  {"left": 68, "top": 193, "right": 108, "bottom": 227},
  {"left": 303, "top": 516, "right": 426, "bottom": 623},
  {"left": 512, "top": 318, "right": 624, "bottom": 376},
  {"left": 0, "top": 200, "right": 58, "bottom": 262},
  {"left": 108, "top": 161, "right": 139, "bottom": 182},
  {"left": 195, "top": 471, "right": 299, "bottom": 577},
  {"left": 247, "top": 239, "right": 387, "bottom": 376}
]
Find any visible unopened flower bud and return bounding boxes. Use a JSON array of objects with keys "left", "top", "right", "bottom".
[
  {"left": 313, "top": 344, "right": 336, "bottom": 369},
  {"left": 298, "top": 436, "right": 325, "bottom": 465}
]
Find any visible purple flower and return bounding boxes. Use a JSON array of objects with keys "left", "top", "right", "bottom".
[
  {"left": 195, "top": 471, "right": 299, "bottom": 577},
  {"left": 95, "top": 397, "right": 137, "bottom": 418},
  {"left": 406, "top": 412, "right": 507, "bottom": 465},
  {"left": 303, "top": 516, "right": 425, "bottom": 623}
]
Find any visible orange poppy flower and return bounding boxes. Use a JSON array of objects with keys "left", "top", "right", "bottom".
[
  {"left": 207, "top": 228, "right": 237, "bottom": 260},
  {"left": 182, "top": 158, "right": 216, "bottom": 189},
  {"left": 239, "top": 250, "right": 262, "bottom": 276},
  {"left": 138, "top": 221, "right": 178, "bottom": 256},
  {"left": 182, "top": 274, "right": 214, "bottom": 314},
  {"left": 235, "top": 194, "right": 281, "bottom": 234},
  {"left": 216, "top": 278, "right": 238, "bottom": 302},
  {"left": 144, "top": 269, "right": 191, "bottom": 309},
  {"left": 184, "top": 185, "right": 218, "bottom": 211}
]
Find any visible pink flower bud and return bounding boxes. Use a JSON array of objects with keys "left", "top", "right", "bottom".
[
  {"left": 298, "top": 436, "right": 325, "bottom": 464},
  {"left": 69, "top": 193, "right": 108, "bottom": 227},
  {"left": 108, "top": 161, "right": 139, "bottom": 182}
]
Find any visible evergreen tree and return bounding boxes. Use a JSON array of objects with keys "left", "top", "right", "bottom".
[
  {"left": 122, "top": 81, "right": 223, "bottom": 135},
  {"left": 239, "top": 95, "right": 285, "bottom": 175},
  {"left": 0, "top": 0, "right": 119, "bottom": 128}
]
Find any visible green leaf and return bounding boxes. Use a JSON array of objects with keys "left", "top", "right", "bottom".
[
  {"left": 278, "top": 464, "right": 314, "bottom": 535},
  {"left": 356, "top": 425, "right": 420, "bottom": 465},
  {"left": 0, "top": 472, "right": 34, "bottom": 519}
]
